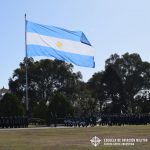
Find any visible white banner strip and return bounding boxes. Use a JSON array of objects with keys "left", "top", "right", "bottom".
[{"left": 27, "top": 32, "right": 94, "bottom": 56}]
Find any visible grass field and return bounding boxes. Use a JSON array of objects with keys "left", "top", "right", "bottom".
[{"left": 0, "top": 125, "right": 149, "bottom": 150}]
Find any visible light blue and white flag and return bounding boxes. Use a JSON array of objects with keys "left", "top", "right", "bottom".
[{"left": 26, "top": 21, "right": 95, "bottom": 68}]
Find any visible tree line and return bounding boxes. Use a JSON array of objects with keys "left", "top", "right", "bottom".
[{"left": 0, "top": 52, "right": 150, "bottom": 121}]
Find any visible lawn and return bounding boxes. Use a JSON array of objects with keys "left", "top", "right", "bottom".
[{"left": 0, "top": 125, "right": 149, "bottom": 150}]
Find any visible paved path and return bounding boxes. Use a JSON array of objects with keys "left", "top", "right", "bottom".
[{"left": 0, "top": 126, "right": 71, "bottom": 131}]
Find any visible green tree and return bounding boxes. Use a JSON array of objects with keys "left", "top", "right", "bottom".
[
  {"left": 74, "top": 82, "right": 97, "bottom": 117},
  {"left": 88, "top": 53, "right": 150, "bottom": 114},
  {"left": 9, "top": 58, "right": 81, "bottom": 116},
  {"left": 33, "top": 101, "right": 48, "bottom": 120},
  {"left": 48, "top": 93, "right": 73, "bottom": 118},
  {"left": 101, "top": 65, "right": 126, "bottom": 113},
  {"left": 88, "top": 66, "right": 126, "bottom": 114},
  {"left": 87, "top": 72, "right": 105, "bottom": 113},
  {"left": 0, "top": 93, "right": 25, "bottom": 116},
  {"left": 105, "top": 53, "right": 150, "bottom": 113}
]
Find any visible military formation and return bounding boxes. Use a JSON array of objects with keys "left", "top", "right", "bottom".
[
  {"left": 0, "top": 114, "right": 150, "bottom": 128},
  {"left": 64, "top": 114, "right": 150, "bottom": 127},
  {"left": 0, "top": 116, "right": 28, "bottom": 128},
  {"left": 98, "top": 114, "right": 150, "bottom": 126},
  {"left": 64, "top": 116, "right": 97, "bottom": 127}
]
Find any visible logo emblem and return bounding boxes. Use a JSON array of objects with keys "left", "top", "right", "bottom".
[{"left": 90, "top": 136, "right": 101, "bottom": 147}]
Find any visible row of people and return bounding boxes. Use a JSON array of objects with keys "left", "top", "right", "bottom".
[
  {"left": 98, "top": 114, "right": 150, "bottom": 126},
  {"left": 0, "top": 116, "right": 28, "bottom": 128},
  {"left": 64, "top": 114, "right": 150, "bottom": 127},
  {"left": 64, "top": 116, "right": 96, "bottom": 127}
]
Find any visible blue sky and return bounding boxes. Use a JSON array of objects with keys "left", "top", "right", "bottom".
[{"left": 1, "top": 0, "right": 150, "bottom": 88}]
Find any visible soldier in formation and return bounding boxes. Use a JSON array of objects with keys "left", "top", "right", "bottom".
[
  {"left": 99, "top": 114, "right": 150, "bottom": 126},
  {"left": 64, "top": 114, "right": 150, "bottom": 127},
  {"left": 0, "top": 116, "right": 28, "bottom": 128},
  {"left": 64, "top": 116, "right": 96, "bottom": 127}
]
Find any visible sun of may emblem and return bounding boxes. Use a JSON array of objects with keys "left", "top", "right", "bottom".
[{"left": 56, "top": 41, "right": 63, "bottom": 48}]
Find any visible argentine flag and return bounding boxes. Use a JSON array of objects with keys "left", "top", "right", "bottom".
[{"left": 26, "top": 21, "right": 95, "bottom": 68}]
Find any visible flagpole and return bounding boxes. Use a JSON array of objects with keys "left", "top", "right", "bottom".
[{"left": 25, "top": 14, "right": 29, "bottom": 112}]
